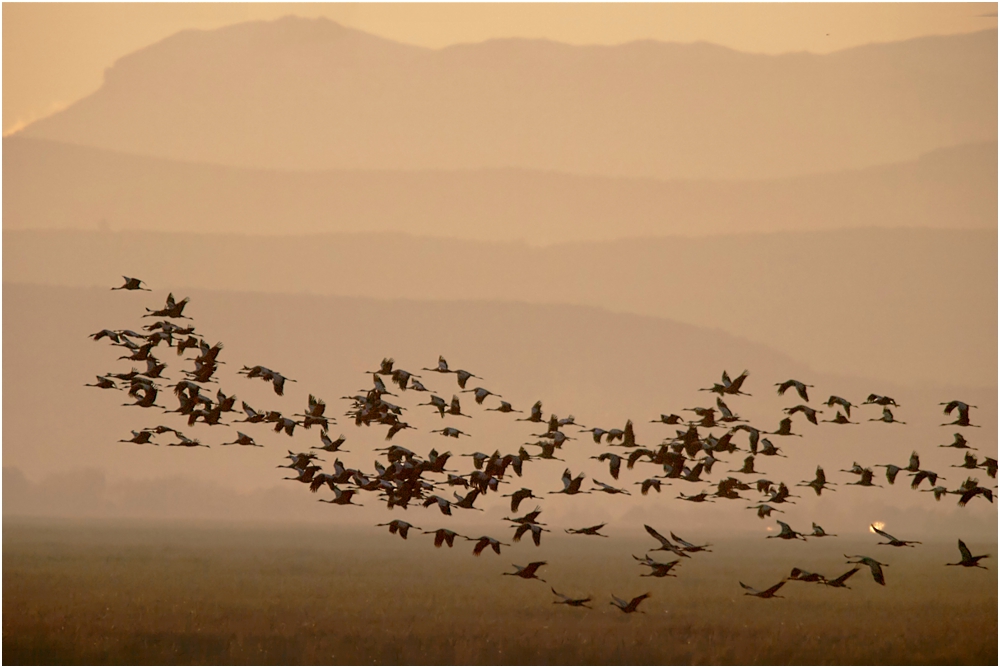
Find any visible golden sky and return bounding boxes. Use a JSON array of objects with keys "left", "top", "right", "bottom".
[{"left": 3, "top": 2, "right": 997, "bottom": 134}]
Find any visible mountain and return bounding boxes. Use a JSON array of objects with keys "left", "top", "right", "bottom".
[
  {"left": 4, "top": 228, "right": 995, "bottom": 388},
  {"left": 4, "top": 282, "right": 995, "bottom": 528},
  {"left": 15, "top": 17, "right": 997, "bottom": 180},
  {"left": 3, "top": 137, "right": 996, "bottom": 241}
]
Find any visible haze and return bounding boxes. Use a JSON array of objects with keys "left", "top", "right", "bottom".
[{"left": 2, "top": 10, "right": 996, "bottom": 662}]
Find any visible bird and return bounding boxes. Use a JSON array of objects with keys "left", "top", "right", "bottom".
[
  {"left": 315, "top": 431, "right": 348, "bottom": 453},
  {"left": 512, "top": 523, "right": 549, "bottom": 546},
  {"left": 504, "top": 507, "right": 544, "bottom": 526},
  {"left": 579, "top": 427, "right": 610, "bottom": 443},
  {"left": 591, "top": 453, "right": 623, "bottom": 480},
  {"left": 952, "top": 453, "right": 980, "bottom": 471},
  {"left": 502, "top": 488, "right": 543, "bottom": 513},
  {"left": 430, "top": 427, "right": 469, "bottom": 439},
  {"left": 670, "top": 532, "right": 711, "bottom": 553},
  {"left": 921, "top": 485, "right": 951, "bottom": 502},
  {"left": 871, "top": 524, "right": 920, "bottom": 547},
  {"left": 503, "top": 562, "right": 547, "bottom": 582},
  {"left": 112, "top": 276, "right": 150, "bottom": 291},
  {"left": 798, "top": 466, "right": 836, "bottom": 496},
  {"left": 551, "top": 588, "right": 592, "bottom": 608},
  {"left": 677, "top": 491, "right": 715, "bottom": 503},
  {"left": 422, "top": 495, "right": 454, "bottom": 516},
  {"left": 788, "top": 568, "right": 827, "bottom": 583},
  {"left": 767, "top": 521, "right": 806, "bottom": 541},
  {"left": 551, "top": 469, "right": 589, "bottom": 496},
  {"left": 846, "top": 468, "right": 881, "bottom": 487},
  {"left": 864, "top": 394, "right": 899, "bottom": 407},
  {"left": 875, "top": 463, "right": 905, "bottom": 485},
  {"left": 453, "top": 489, "right": 485, "bottom": 512},
  {"left": 824, "top": 396, "right": 855, "bottom": 418},
  {"left": 651, "top": 414, "right": 684, "bottom": 425},
  {"left": 634, "top": 555, "right": 682, "bottom": 578},
  {"left": 220, "top": 432, "right": 262, "bottom": 447},
  {"left": 317, "top": 486, "right": 362, "bottom": 506},
  {"left": 776, "top": 379, "right": 813, "bottom": 402},
  {"left": 485, "top": 400, "right": 521, "bottom": 414},
  {"left": 461, "top": 386, "right": 501, "bottom": 405},
  {"left": 467, "top": 536, "right": 509, "bottom": 556},
  {"left": 143, "top": 292, "right": 191, "bottom": 319},
  {"left": 844, "top": 555, "right": 888, "bottom": 585},
  {"left": 747, "top": 503, "right": 783, "bottom": 519},
  {"left": 565, "top": 524, "right": 608, "bottom": 538},
  {"left": 453, "top": 369, "right": 481, "bottom": 390},
  {"left": 165, "top": 433, "right": 207, "bottom": 448},
  {"left": 445, "top": 395, "right": 472, "bottom": 418},
  {"left": 957, "top": 486, "right": 994, "bottom": 507},
  {"left": 981, "top": 457, "right": 998, "bottom": 479},
  {"left": 784, "top": 405, "right": 822, "bottom": 425},
  {"left": 423, "top": 528, "right": 464, "bottom": 548},
  {"left": 820, "top": 567, "right": 861, "bottom": 589},
  {"left": 422, "top": 356, "right": 453, "bottom": 374},
  {"left": 367, "top": 357, "right": 395, "bottom": 376},
  {"left": 758, "top": 438, "right": 787, "bottom": 458},
  {"left": 643, "top": 525, "right": 691, "bottom": 558},
  {"left": 810, "top": 522, "right": 836, "bottom": 538},
  {"left": 909, "top": 469, "right": 943, "bottom": 490},
  {"left": 591, "top": 479, "right": 630, "bottom": 495},
  {"left": 376, "top": 520, "right": 420, "bottom": 539},
  {"left": 609, "top": 593, "right": 651, "bottom": 613},
  {"left": 945, "top": 539, "right": 989, "bottom": 569},
  {"left": 118, "top": 430, "right": 155, "bottom": 445},
  {"left": 767, "top": 417, "right": 801, "bottom": 437},
  {"left": 740, "top": 580, "right": 786, "bottom": 599},
  {"left": 636, "top": 478, "right": 665, "bottom": 495},
  {"left": 939, "top": 433, "right": 976, "bottom": 452},
  {"left": 869, "top": 407, "right": 905, "bottom": 424},
  {"left": 718, "top": 369, "right": 751, "bottom": 396},
  {"left": 516, "top": 401, "right": 545, "bottom": 423},
  {"left": 821, "top": 411, "right": 856, "bottom": 425}
]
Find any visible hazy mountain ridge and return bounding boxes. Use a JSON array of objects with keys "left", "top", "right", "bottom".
[
  {"left": 5, "top": 227, "right": 995, "bottom": 388},
  {"left": 16, "top": 18, "right": 997, "bottom": 179},
  {"left": 4, "top": 136, "right": 995, "bottom": 242}
]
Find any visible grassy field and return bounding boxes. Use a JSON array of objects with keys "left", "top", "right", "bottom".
[{"left": 3, "top": 518, "right": 996, "bottom": 665}]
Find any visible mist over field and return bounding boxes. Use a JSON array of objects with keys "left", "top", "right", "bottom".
[{"left": 3, "top": 8, "right": 997, "bottom": 665}]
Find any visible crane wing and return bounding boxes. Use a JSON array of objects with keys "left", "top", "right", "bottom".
[
  {"left": 644, "top": 524, "right": 669, "bottom": 546},
  {"left": 958, "top": 539, "right": 972, "bottom": 561},
  {"left": 871, "top": 525, "right": 897, "bottom": 541},
  {"left": 762, "top": 581, "right": 786, "bottom": 596}
]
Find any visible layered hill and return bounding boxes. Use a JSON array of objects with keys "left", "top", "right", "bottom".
[
  {"left": 15, "top": 17, "right": 997, "bottom": 179},
  {"left": 3, "top": 137, "right": 996, "bottom": 241},
  {"left": 5, "top": 228, "right": 995, "bottom": 388}
]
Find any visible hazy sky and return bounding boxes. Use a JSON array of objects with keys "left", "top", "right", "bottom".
[{"left": 3, "top": 2, "right": 997, "bottom": 134}]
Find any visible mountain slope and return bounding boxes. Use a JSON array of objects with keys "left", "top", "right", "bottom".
[
  {"left": 16, "top": 17, "right": 997, "bottom": 179},
  {"left": 5, "top": 228, "right": 996, "bottom": 388},
  {"left": 3, "top": 137, "right": 996, "bottom": 242}
]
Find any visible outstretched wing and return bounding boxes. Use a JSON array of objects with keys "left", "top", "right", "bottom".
[
  {"left": 762, "top": 581, "right": 786, "bottom": 596},
  {"left": 871, "top": 525, "right": 898, "bottom": 542},
  {"left": 670, "top": 532, "right": 693, "bottom": 548},
  {"left": 644, "top": 524, "right": 669, "bottom": 546},
  {"left": 958, "top": 539, "right": 972, "bottom": 562},
  {"left": 629, "top": 593, "right": 651, "bottom": 608}
]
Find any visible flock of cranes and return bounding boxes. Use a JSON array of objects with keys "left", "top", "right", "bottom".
[{"left": 89, "top": 278, "right": 996, "bottom": 611}]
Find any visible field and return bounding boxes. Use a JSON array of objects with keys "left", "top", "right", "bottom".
[{"left": 3, "top": 518, "right": 996, "bottom": 665}]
